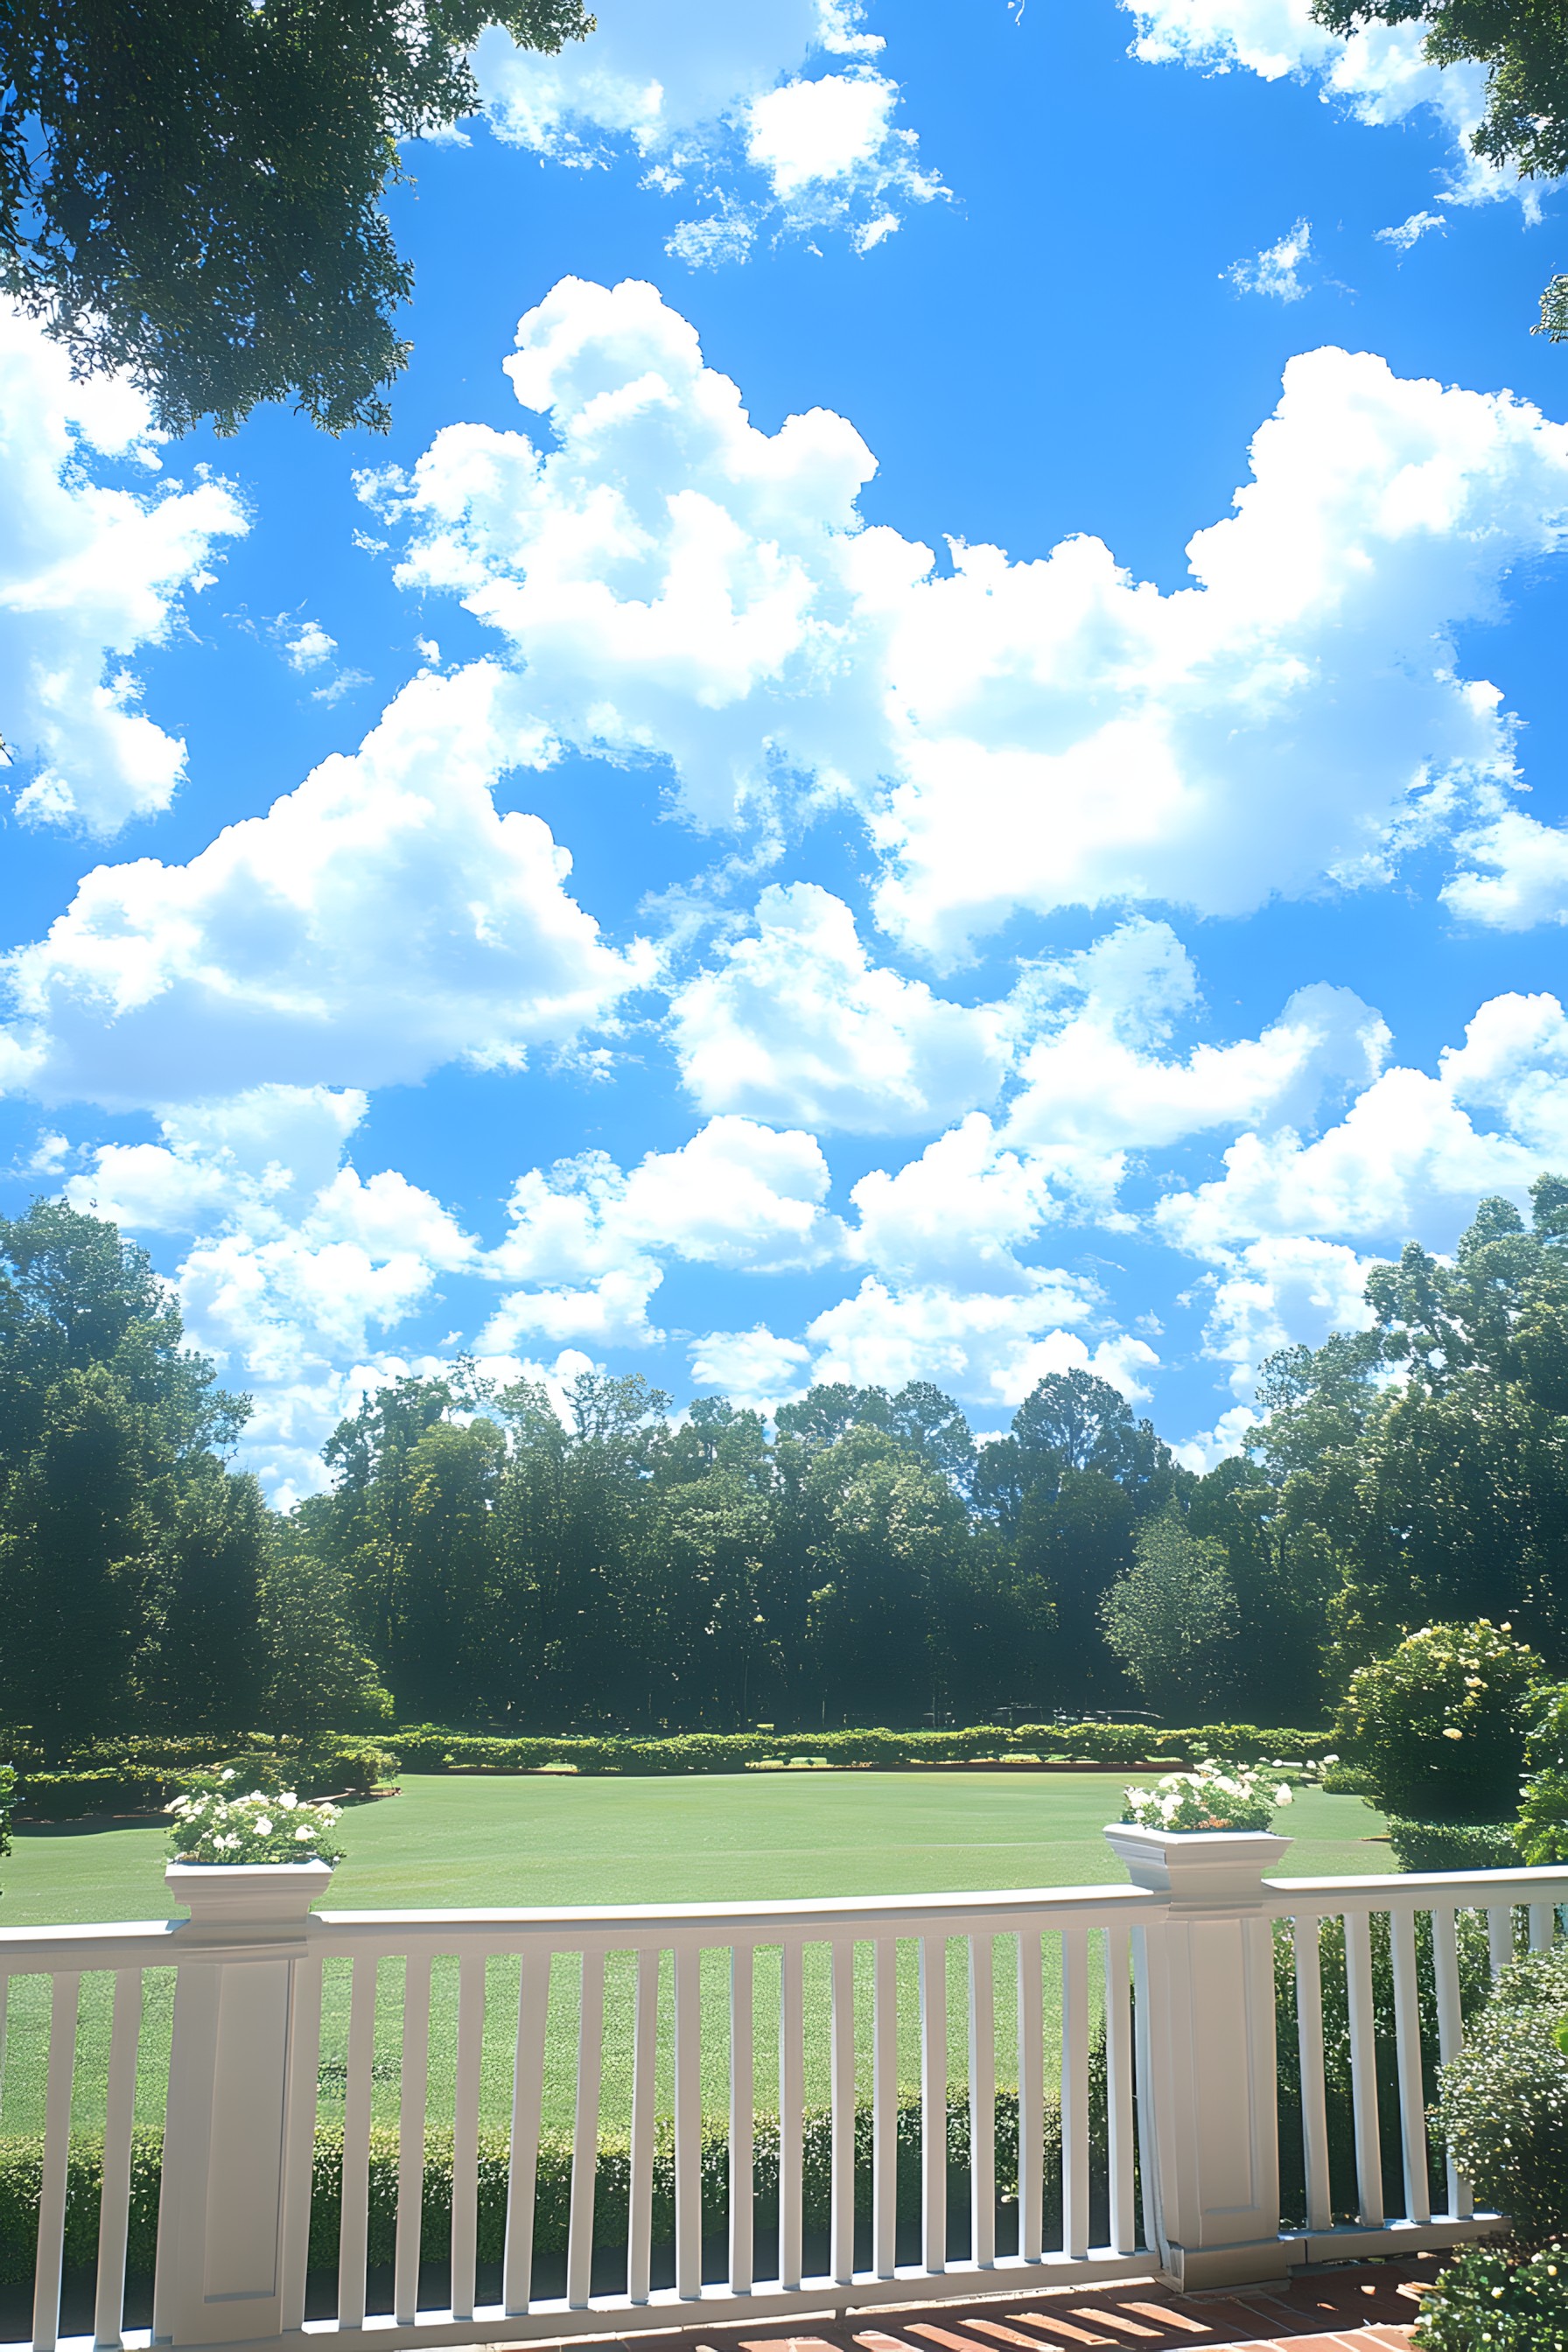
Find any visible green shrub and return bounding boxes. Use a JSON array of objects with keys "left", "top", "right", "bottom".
[
  {"left": 1432, "top": 1943, "right": 1568, "bottom": 2245},
  {"left": 1335, "top": 1621, "right": 1544, "bottom": 1823},
  {"left": 0, "top": 2090, "right": 1068, "bottom": 2286},
  {"left": 1515, "top": 1693, "right": 1568, "bottom": 1865},
  {"left": 1274, "top": 1907, "right": 1494, "bottom": 2228},
  {"left": 18, "top": 1767, "right": 180, "bottom": 1819},
  {"left": 0, "top": 1761, "right": 12, "bottom": 1886},
  {"left": 1518, "top": 1768, "right": 1568, "bottom": 1866},
  {"left": 1387, "top": 1818, "right": 1522, "bottom": 1872},
  {"left": 1413, "top": 2240, "right": 1568, "bottom": 2349}
]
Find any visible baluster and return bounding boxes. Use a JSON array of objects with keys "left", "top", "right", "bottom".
[
  {"left": 831, "top": 1936, "right": 857, "bottom": 2285},
  {"left": 1016, "top": 1931, "right": 1044, "bottom": 2263},
  {"left": 872, "top": 1937, "right": 898, "bottom": 2278},
  {"left": 338, "top": 1954, "right": 378, "bottom": 2329},
  {"left": 1431, "top": 1907, "right": 1470, "bottom": 2220},
  {"left": 1344, "top": 1912, "right": 1382, "bottom": 2229},
  {"left": 1389, "top": 1908, "right": 1431, "bottom": 2224},
  {"left": 280, "top": 1950, "right": 324, "bottom": 2333},
  {"left": 32, "top": 1970, "right": 80, "bottom": 2352},
  {"left": 1487, "top": 1906, "right": 1514, "bottom": 1979},
  {"left": 452, "top": 1952, "right": 486, "bottom": 2321},
  {"left": 967, "top": 1935, "right": 995, "bottom": 2269},
  {"left": 1530, "top": 1904, "right": 1555, "bottom": 1952},
  {"left": 1292, "top": 1915, "right": 1332, "bottom": 2235},
  {"left": 919, "top": 1933, "right": 948, "bottom": 2274},
  {"left": 627, "top": 1949, "right": 660, "bottom": 2305},
  {"left": 396, "top": 1951, "right": 433, "bottom": 2327},
  {"left": 729, "top": 1944, "right": 754, "bottom": 2298},
  {"left": 674, "top": 1943, "right": 702, "bottom": 2300},
  {"left": 94, "top": 1967, "right": 143, "bottom": 2352},
  {"left": 568, "top": 1950, "right": 606, "bottom": 2309},
  {"left": 1103, "top": 1924, "right": 1136, "bottom": 2256},
  {"left": 779, "top": 1940, "right": 806, "bottom": 2289},
  {"left": 504, "top": 1947, "right": 550, "bottom": 2317},
  {"left": 1060, "top": 1927, "right": 1090, "bottom": 2261}
]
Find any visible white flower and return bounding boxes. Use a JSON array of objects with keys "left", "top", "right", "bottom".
[
  {"left": 255, "top": 1817, "right": 273, "bottom": 1836},
  {"left": 278, "top": 1792, "right": 298, "bottom": 1810},
  {"left": 220, "top": 1768, "right": 236, "bottom": 1782},
  {"left": 1275, "top": 1786, "right": 1292, "bottom": 1805},
  {"left": 294, "top": 1824, "right": 314, "bottom": 1841}
]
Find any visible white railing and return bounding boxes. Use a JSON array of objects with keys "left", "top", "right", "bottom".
[{"left": 0, "top": 1827, "right": 1563, "bottom": 2352}]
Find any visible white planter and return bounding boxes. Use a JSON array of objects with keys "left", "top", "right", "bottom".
[
  {"left": 1102, "top": 1822, "right": 1291, "bottom": 1906},
  {"left": 165, "top": 1858, "right": 335, "bottom": 1937}
]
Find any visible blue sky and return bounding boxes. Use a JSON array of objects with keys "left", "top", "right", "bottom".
[{"left": 4, "top": 0, "right": 1568, "bottom": 1499}]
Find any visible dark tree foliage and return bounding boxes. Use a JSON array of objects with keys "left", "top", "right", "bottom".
[
  {"left": 24, "top": 1184, "right": 1568, "bottom": 1750},
  {"left": 1311, "top": 0, "right": 1568, "bottom": 340},
  {"left": 0, "top": 1194, "right": 374, "bottom": 1749},
  {"left": 0, "top": 1200, "right": 363, "bottom": 1752},
  {"left": 0, "top": 0, "right": 593, "bottom": 438},
  {"left": 1256, "top": 1179, "right": 1568, "bottom": 1673}
]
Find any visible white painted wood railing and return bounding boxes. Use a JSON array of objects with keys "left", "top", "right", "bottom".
[{"left": 0, "top": 1829, "right": 1563, "bottom": 2352}]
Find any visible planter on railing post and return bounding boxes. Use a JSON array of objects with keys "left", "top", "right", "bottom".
[
  {"left": 1102, "top": 1824, "right": 1291, "bottom": 2293},
  {"left": 153, "top": 1862, "right": 333, "bottom": 2348}
]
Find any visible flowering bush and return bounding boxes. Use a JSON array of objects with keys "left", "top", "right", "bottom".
[
  {"left": 166, "top": 1771, "right": 345, "bottom": 1866},
  {"left": 1413, "top": 2241, "right": 1568, "bottom": 2348},
  {"left": 1120, "top": 1758, "right": 1293, "bottom": 1833},
  {"left": 1334, "top": 1620, "right": 1543, "bottom": 1823}
]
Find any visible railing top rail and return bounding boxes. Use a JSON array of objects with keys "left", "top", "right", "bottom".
[
  {"left": 308, "top": 1879, "right": 1164, "bottom": 1947},
  {"left": 0, "top": 1880, "right": 1166, "bottom": 1965},
  {"left": 0, "top": 1919, "right": 180, "bottom": 1970},
  {"left": 1266, "top": 1863, "right": 1568, "bottom": 1914},
  {"left": 4, "top": 1858, "right": 1564, "bottom": 1970}
]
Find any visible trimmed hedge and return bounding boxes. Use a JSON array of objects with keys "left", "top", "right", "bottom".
[
  {"left": 10, "top": 1736, "right": 397, "bottom": 1821},
  {"left": 1386, "top": 1817, "right": 1522, "bottom": 1872},
  {"left": 383, "top": 1721, "right": 1335, "bottom": 1777},
  {"left": 0, "top": 2091, "right": 1068, "bottom": 2287},
  {"left": 1, "top": 1721, "right": 1334, "bottom": 1817}
]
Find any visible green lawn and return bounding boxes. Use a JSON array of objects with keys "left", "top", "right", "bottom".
[{"left": 1, "top": 1772, "right": 1390, "bottom": 2139}]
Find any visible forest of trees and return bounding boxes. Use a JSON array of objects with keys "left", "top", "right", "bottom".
[{"left": 6, "top": 1180, "right": 1568, "bottom": 1754}]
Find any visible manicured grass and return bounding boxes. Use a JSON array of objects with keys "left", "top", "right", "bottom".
[{"left": 0, "top": 1772, "right": 1390, "bottom": 2138}]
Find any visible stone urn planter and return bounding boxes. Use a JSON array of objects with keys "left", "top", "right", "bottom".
[
  {"left": 165, "top": 1858, "right": 335, "bottom": 1939},
  {"left": 1102, "top": 1822, "right": 1291, "bottom": 1905}
]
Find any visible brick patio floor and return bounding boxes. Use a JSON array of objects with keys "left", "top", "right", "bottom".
[{"left": 502, "top": 2259, "right": 1438, "bottom": 2352}]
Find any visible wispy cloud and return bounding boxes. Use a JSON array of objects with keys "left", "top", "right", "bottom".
[{"left": 1225, "top": 218, "right": 1313, "bottom": 303}]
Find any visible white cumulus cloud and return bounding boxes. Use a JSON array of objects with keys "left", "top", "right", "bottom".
[
  {"left": 1122, "top": 0, "right": 1533, "bottom": 212},
  {"left": 0, "top": 303, "right": 247, "bottom": 836},
  {"left": 2, "top": 663, "right": 649, "bottom": 1110},
  {"left": 671, "top": 884, "right": 1011, "bottom": 1132},
  {"left": 472, "top": 0, "right": 941, "bottom": 262},
  {"left": 377, "top": 284, "right": 1568, "bottom": 962},
  {"left": 806, "top": 1275, "right": 1158, "bottom": 1410},
  {"left": 1158, "top": 989, "right": 1568, "bottom": 1257}
]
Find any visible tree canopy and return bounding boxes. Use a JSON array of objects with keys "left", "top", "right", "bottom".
[
  {"left": 11, "top": 1184, "right": 1568, "bottom": 1746},
  {"left": 1312, "top": 0, "right": 1568, "bottom": 340},
  {"left": 0, "top": 0, "right": 593, "bottom": 438}
]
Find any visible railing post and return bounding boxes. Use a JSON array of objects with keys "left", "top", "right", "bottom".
[
  {"left": 1103, "top": 1824, "right": 1290, "bottom": 2292},
  {"left": 154, "top": 1862, "right": 332, "bottom": 2347}
]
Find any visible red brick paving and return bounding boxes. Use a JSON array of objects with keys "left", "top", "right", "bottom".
[{"left": 530, "top": 2258, "right": 1436, "bottom": 2352}]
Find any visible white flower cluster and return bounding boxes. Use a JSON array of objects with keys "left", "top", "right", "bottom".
[
  {"left": 166, "top": 1770, "right": 346, "bottom": 1866},
  {"left": 1120, "top": 1758, "right": 1293, "bottom": 1834}
]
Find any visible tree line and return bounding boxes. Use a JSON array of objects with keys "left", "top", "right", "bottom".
[{"left": 5, "top": 1184, "right": 1568, "bottom": 1755}]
